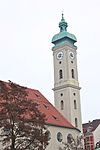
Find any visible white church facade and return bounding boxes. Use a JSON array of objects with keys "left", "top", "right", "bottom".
[{"left": 0, "top": 14, "right": 83, "bottom": 150}]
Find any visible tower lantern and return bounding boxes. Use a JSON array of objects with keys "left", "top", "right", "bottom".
[{"left": 59, "top": 13, "right": 68, "bottom": 32}]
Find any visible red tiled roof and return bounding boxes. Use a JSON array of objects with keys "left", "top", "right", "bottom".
[
  {"left": 26, "top": 87, "right": 75, "bottom": 129},
  {"left": 83, "top": 119, "right": 100, "bottom": 133},
  {"left": 0, "top": 81, "right": 76, "bottom": 130}
]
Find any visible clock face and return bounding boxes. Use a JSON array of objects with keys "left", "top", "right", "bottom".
[
  {"left": 69, "top": 51, "right": 75, "bottom": 59},
  {"left": 57, "top": 51, "right": 64, "bottom": 60}
]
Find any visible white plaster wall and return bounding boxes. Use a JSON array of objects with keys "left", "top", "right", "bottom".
[
  {"left": 46, "top": 125, "right": 80, "bottom": 150},
  {"left": 52, "top": 43, "right": 82, "bottom": 132},
  {"left": 93, "top": 124, "right": 100, "bottom": 147}
]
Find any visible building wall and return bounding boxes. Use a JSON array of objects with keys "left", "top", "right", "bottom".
[
  {"left": 52, "top": 44, "right": 82, "bottom": 132},
  {"left": 0, "top": 125, "right": 80, "bottom": 150},
  {"left": 93, "top": 124, "right": 100, "bottom": 147},
  {"left": 46, "top": 125, "right": 80, "bottom": 150},
  {"left": 84, "top": 133, "right": 94, "bottom": 150}
]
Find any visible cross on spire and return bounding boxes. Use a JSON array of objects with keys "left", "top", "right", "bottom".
[{"left": 59, "top": 13, "right": 68, "bottom": 32}]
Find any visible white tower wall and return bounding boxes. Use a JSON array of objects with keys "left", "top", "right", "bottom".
[{"left": 52, "top": 14, "right": 82, "bottom": 132}]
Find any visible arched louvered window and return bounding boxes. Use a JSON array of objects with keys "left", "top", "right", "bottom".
[
  {"left": 59, "top": 69, "right": 63, "bottom": 79},
  {"left": 75, "top": 118, "right": 78, "bottom": 127},
  {"left": 61, "top": 100, "right": 64, "bottom": 110},
  {"left": 74, "top": 100, "right": 77, "bottom": 109},
  {"left": 71, "top": 69, "right": 75, "bottom": 79}
]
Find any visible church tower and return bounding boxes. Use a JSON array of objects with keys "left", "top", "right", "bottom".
[{"left": 52, "top": 14, "right": 82, "bottom": 131}]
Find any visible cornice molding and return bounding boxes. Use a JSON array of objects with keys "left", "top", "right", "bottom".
[{"left": 52, "top": 84, "right": 81, "bottom": 91}]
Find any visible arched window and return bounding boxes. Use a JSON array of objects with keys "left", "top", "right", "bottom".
[
  {"left": 57, "top": 132, "right": 63, "bottom": 142},
  {"left": 75, "top": 118, "right": 78, "bottom": 127},
  {"left": 45, "top": 130, "right": 51, "bottom": 140},
  {"left": 59, "top": 69, "right": 63, "bottom": 79},
  {"left": 61, "top": 100, "right": 64, "bottom": 110},
  {"left": 61, "top": 93, "right": 63, "bottom": 96},
  {"left": 71, "top": 69, "right": 75, "bottom": 79},
  {"left": 73, "top": 93, "right": 76, "bottom": 96},
  {"left": 74, "top": 100, "right": 77, "bottom": 109},
  {"left": 67, "top": 134, "right": 74, "bottom": 144}
]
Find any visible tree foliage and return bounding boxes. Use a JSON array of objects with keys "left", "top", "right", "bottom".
[
  {"left": 59, "top": 134, "right": 84, "bottom": 150},
  {"left": 0, "top": 80, "right": 49, "bottom": 150}
]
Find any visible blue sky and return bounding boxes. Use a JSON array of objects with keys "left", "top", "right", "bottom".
[{"left": 0, "top": 0, "right": 100, "bottom": 123}]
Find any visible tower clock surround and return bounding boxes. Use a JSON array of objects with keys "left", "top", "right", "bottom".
[{"left": 56, "top": 51, "right": 64, "bottom": 60}]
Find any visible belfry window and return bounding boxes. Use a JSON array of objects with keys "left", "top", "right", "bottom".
[
  {"left": 74, "top": 100, "right": 77, "bottom": 109},
  {"left": 71, "top": 69, "right": 75, "bottom": 79},
  {"left": 61, "top": 100, "right": 64, "bottom": 110},
  {"left": 59, "top": 69, "right": 63, "bottom": 79},
  {"left": 75, "top": 118, "right": 78, "bottom": 127}
]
